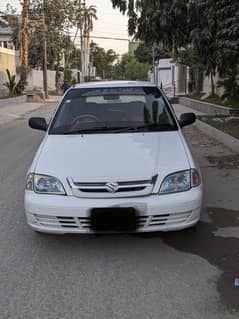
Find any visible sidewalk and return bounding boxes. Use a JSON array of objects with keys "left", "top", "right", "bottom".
[
  {"left": 173, "top": 103, "right": 206, "bottom": 117},
  {"left": 173, "top": 103, "right": 239, "bottom": 153},
  {"left": 0, "top": 95, "right": 61, "bottom": 126}
]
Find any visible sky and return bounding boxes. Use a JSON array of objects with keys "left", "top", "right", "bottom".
[
  {"left": 86, "top": 0, "right": 129, "bottom": 55},
  {"left": 0, "top": 0, "right": 129, "bottom": 55}
]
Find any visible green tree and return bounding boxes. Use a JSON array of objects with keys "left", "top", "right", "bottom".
[
  {"left": 90, "top": 42, "right": 118, "bottom": 79},
  {"left": 190, "top": 0, "right": 218, "bottom": 96},
  {"left": 111, "top": 0, "right": 190, "bottom": 52},
  {"left": 113, "top": 52, "right": 150, "bottom": 80},
  {"left": 111, "top": 0, "right": 239, "bottom": 99},
  {"left": 73, "top": 4, "right": 97, "bottom": 78},
  {"left": 215, "top": 0, "right": 239, "bottom": 99},
  {"left": 177, "top": 47, "right": 205, "bottom": 94},
  {"left": 4, "top": 0, "right": 86, "bottom": 71},
  {"left": 134, "top": 42, "right": 170, "bottom": 64},
  {"left": 27, "top": 0, "right": 76, "bottom": 70}
]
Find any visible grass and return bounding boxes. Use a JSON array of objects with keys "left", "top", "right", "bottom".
[
  {"left": 203, "top": 117, "right": 239, "bottom": 139},
  {"left": 188, "top": 95, "right": 239, "bottom": 108}
]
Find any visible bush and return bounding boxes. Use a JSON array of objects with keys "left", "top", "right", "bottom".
[
  {"left": 63, "top": 68, "right": 73, "bottom": 83},
  {"left": 3, "top": 69, "right": 16, "bottom": 96}
]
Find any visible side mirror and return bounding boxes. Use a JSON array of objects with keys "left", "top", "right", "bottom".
[
  {"left": 179, "top": 113, "right": 196, "bottom": 128},
  {"left": 28, "top": 117, "right": 48, "bottom": 131},
  {"left": 167, "top": 96, "right": 173, "bottom": 103}
]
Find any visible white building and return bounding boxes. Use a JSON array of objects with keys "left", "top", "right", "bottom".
[
  {"left": 151, "top": 58, "right": 189, "bottom": 96},
  {"left": 0, "top": 16, "right": 15, "bottom": 50}
]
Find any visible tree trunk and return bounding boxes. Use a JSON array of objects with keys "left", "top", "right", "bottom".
[
  {"left": 18, "top": 0, "right": 30, "bottom": 92},
  {"left": 195, "top": 68, "right": 200, "bottom": 95},
  {"left": 210, "top": 72, "right": 215, "bottom": 96}
]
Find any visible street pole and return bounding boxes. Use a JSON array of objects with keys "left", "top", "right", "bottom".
[
  {"left": 152, "top": 43, "right": 155, "bottom": 84},
  {"left": 80, "top": 0, "right": 86, "bottom": 82},
  {"left": 42, "top": 0, "right": 48, "bottom": 99}
]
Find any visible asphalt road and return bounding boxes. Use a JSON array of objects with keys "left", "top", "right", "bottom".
[{"left": 0, "top": 104, "right": 239, "bottom": 319}]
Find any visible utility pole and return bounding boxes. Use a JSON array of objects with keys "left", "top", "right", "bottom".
[
  {"left": 80, "top": 0, "right": 86, "bottom": 82},
  {"left": 42, "top": 0, "right": 48, "bottom": 99},
  {"left": 152, "top": 43, "right": 156, "bottom": 84}
]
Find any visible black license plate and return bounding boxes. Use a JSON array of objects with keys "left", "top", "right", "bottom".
[{"left": 90, "top": 207, "right": 137, "bottom": 231}]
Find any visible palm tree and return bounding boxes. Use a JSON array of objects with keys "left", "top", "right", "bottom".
[
  {"left": 74, "top": 2, "right": 97, "bottom": 80},
  {"left": 82, "top": 5, "right": 97, "bottom": 78}
]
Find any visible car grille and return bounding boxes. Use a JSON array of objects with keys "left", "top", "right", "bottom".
[
  {"left": 34, "top": 212, "right": 192, "bottom": 231},
  {"left": 67, "top": 176, "right": 157, "bottom": 198}
]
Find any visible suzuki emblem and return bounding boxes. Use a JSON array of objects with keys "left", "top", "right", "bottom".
[{"left": 105, "top": 182, "right": 119, "bottom": 193}]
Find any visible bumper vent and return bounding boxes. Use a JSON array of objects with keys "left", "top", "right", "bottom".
[{"left": 34, "top": 212, "right": 192, "bottom": 231}]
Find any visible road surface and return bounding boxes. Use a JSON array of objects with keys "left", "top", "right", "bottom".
[{"left": 0, "top": 104, "right": 239, "bottom": 319}]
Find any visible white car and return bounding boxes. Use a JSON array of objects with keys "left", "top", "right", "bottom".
[{"left": 25, "top": 81, "right": 202, "bottom": 234}]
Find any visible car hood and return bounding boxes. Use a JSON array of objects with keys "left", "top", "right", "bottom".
[{"left": 35, "top": 132, "right": 190, "bottom": 181}]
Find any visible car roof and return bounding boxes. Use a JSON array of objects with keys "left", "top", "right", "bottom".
[{"left": 72, "top": 81, "right": 157, "bottom": 89}]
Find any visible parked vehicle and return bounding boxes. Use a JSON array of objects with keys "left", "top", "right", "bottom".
[{"left": 25, "top": 81, "right": 202, "bottom": 234}]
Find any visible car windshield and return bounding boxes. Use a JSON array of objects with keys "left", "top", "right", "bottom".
[{"left": 49, "top": 86, "right": 178, "bottom": 134}]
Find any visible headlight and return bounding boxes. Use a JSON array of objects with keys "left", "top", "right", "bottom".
[
  {"left": 159, "top": 170, "right": 191, "bottom": 194},
  {"left": 159, "top": 169, "right": 201, "bottom": 194},
  {"left": 191, "top": 169, "right": 201, "bottom": 187},
  {"left": 26, "top": 173, "right": 66, "bottom": 195},
  {"left": 26, "top": 173, "right": 34, "bottom": 190}
]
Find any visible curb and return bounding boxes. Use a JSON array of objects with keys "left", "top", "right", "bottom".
[
  {"left": 0, "top": 95, "right": 27, "bottom": 107},
  {"left": 195, "top": 119, "right": 239, "bottom": 153},
  {"left": 179, "top": 97, "right": 235, "bottom": 116}
]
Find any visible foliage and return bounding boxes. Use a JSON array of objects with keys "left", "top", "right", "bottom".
[
  {"left": 215, "top": 0, "right": 239, "bottom": 73},
  {"left": 4, "top": 1, "right": 97, "bottom": 71},
  {"left": 134, "top": 43, "right": 170, "bottom": 64},
  {"left": 55, "top": 62, "right": 62, "bottom": 92},
  {"left": 84, "top": 76, "right": 95, "bottom": 82},
  {"left": 215, "top": 0, "right": 239, "bottom": 98},
  {"left": 74, "top": 4, "right": 97, "bottom": 32},
  {"left": 27, "top": 0, "right": 76, "bottom": 70},
  {"left": 72, "top": 4, "right": 97, "bottom": 78},
  {"left": 190, "top": 0, "right": 219, "bottom": 95},
  {"left": 113, "top": 52, "right": 150, "bottom": 81},
  {"left": 90, "top": 42, "right": 118, "bottom": 79},
  {"left": 204, "top": 117, "right": 239, "bottom": 139},
  {"left": 0, "top": 4, "right": 18, "bottom": 27},
  {"left": 189, "top": 94, "right": 239, "bottom": 108},
  {"left": 176, "top": 47, "right": 205, "bottom": 93},
  {"left": 65, "top": 45, "right": 81, "bottom": 70},
  {"left": 3, "top": 69, "right": 17, "bottom": 96},
  {"left": 63, "top": 68, "right": 73, "bottom": 83},
  {"left": 111, "top": 0, "right": 239, "bottom": 100},
  {"left": 111, "top": 0, "right": 190, "bottom": 51},
  {"left": 217, "top": 68, "right": 239, "bottom": 101}
]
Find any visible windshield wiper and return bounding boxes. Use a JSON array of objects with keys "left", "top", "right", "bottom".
[
  {"left": 132, "top": 123, "right": 176, "bottom": 131},
  {"left": 92, "top": 123, "right": 177, "bottom": 133},
  {"left": 62, "top": 123, "right": 176, "bottom": 134},
  {"left": 63, "top": 126, "right": 133, "bottom": 134}
]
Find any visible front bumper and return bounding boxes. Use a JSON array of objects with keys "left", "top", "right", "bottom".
[{"left": 25, "top": 186, "right": 203, "bottom": 234}]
